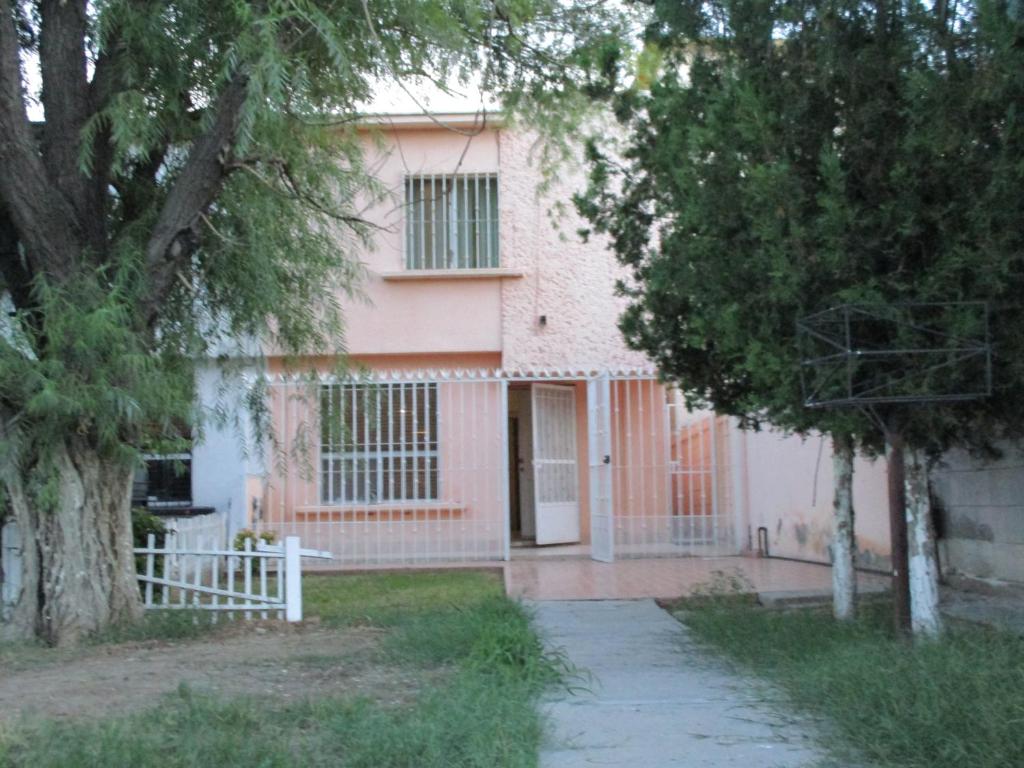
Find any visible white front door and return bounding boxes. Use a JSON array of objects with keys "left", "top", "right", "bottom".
[{"left": 531, "top": 384, "right": 581, "bottom": 545}]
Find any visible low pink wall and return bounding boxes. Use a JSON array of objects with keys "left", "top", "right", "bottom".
[{"left": 742, "top": 429, "right": 891, "bottom": 569}]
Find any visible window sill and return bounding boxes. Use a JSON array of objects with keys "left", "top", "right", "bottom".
[
  {"left": 294, "top": 503, "right": 466, "bottom": 521},
  {"left": 379, "top": 268, "right": 524, "bottom": 282}
]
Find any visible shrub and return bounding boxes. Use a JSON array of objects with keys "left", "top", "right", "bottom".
[
  {"left": 131, "top": 508, "right": 167, "bottom": 582},
  {"left": 232, "top": 529, "right": 276, "bottom": 552}
]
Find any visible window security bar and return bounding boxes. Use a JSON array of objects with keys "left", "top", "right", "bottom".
[
  {"left": 405, "top": 174, "right": 499, "bottom": 269},
  {"left": 320, "top": 382, "right": 439, "bottom": 504}
]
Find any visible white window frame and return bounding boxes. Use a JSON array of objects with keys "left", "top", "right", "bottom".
[
  {"left": 319, "top": 382, "right": 440, "bottom": 504},
  {"left": 404, "top": 173, "right": 499, "bottom": 270}
]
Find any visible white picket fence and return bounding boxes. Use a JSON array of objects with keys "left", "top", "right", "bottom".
[
  {"left": 135, "top": 534, "right": 331, "bottom": 622},
  {"left": 160, "top": 510, "right": 229, "bottom": 551}
]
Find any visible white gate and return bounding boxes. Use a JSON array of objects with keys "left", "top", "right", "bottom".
[
  {"left": 668, "top": 403, "right": 720, "bottom": 546},
  {"left": 609, "top": 378, "right": 734, "bottom": 557},
  {"left": 532, "top": 384, "right": 581, "bottom": 545},
  {"left": 588, "top": 375, "right": 614, "bottom": 562}
]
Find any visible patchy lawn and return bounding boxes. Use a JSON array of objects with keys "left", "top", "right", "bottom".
[
  {"left": 671, "top": 595, "right": 1024, "bottom": 768},
  {"left": 0, "top": 570, "right": 566, "bottom": 767}
]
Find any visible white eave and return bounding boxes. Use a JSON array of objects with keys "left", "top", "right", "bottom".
[
  {"left": 262, "top": 366, "right": 660, "bottom": 384},
  {"left": 356, "top": 111, "right": 505, "bottom": 131}
]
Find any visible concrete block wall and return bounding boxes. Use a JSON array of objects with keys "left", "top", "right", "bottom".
[{"left": 932, "top": 445, "right": 1024, "bottom": 585}]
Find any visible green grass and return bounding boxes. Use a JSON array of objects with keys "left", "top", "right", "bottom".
[
  {"left": 90, "top": 608, "right": 220, "bottom": 644},
  {"left": 303, "top": 569, "right": 504, "bottom": 627},
  {"left": 675, "top": 597, "right": 1024, "bottom": 768},
  {"left": 0, "top": 571, "right": 565, "bottom": 768}
]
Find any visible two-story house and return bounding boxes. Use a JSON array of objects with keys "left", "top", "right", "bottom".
[{"left": 184, "top": 112, "right": 893, "bottom": 571}]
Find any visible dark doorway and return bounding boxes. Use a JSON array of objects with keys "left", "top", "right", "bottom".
[{"left": 508, "top": 415, "right": 521, "bottom": 536}]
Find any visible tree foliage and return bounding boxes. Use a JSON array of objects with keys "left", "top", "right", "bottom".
[
  {"left": 0, "top": 0, "right": 629, "bottom": 643},
  {"left": 1, "top": 0, "right": 626, "bottom": 462},
  {"left": 576, "top": 0, "right": 1024, "bottom": 454}
]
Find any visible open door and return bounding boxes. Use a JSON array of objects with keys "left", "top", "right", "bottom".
[
  {"left": 588, "top": 375, "right": 614, "bottom": 562},
  {"left": 531, "top": 384, "right": 581, "bottom": 545}
]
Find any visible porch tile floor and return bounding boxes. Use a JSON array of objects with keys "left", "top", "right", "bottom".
[{"left": 505, "top": 555, "right": 890, "bottom": 601}]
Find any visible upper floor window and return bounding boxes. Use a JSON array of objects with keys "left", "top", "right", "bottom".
[{"left": 405, "top": 174, "right": 499, "bottom": 270}]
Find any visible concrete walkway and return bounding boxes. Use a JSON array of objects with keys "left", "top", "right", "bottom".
[{"left": 533, "top": 600, "right": 829, "bottom": 767}]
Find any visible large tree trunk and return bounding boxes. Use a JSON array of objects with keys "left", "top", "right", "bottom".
[
  {"left": 831, "top": 433, "right": 857, "bottom": 621},
  {"left": 1, "top": 438, "right": 142, "bottom": 646},
  {"left": 905, "top": 447, "right": 943, "bottom": 637}
]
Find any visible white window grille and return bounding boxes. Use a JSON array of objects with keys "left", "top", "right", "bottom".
[
  {"left": 320, "top": 383, "right": 439, "bottom": 504},
  {"left": 405, "top": 174, "right": 499, "bottom": 269}
]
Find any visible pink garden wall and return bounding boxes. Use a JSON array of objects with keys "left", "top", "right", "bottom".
[{"left": 740, "top": 429, "right": 892, "bottom": 570}]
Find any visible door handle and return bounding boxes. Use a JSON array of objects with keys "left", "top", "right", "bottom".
[{"left": 603, "top": 455, "right": 611, "bottom": 464}]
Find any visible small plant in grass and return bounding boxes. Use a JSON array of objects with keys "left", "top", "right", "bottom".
[
  {"left": 232, "top": 529, "right": 276, "bottom": 551},
  {"left": 678, "top": 568, "right": 758, "bottom": 611}
]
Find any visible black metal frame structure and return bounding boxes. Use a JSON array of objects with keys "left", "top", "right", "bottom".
[{"left": 797, "top": 302, "right": 992, "bottom": 409}]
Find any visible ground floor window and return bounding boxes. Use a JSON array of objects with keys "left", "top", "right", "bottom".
[
  {"left": 132, "top": 452, "right": 192, "bottom": 509},
  {"left": 320, "top": 382, "right": 439, "bottom": 504}
]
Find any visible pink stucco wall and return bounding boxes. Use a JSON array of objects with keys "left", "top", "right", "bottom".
[
  {"left": 497, "top": 130, "right": 649, "bottom": 371},
  {"left": 339, "top": 121, "right": 648, "bottom": 370}
]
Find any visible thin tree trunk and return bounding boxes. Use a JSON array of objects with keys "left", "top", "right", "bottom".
[
  {"left": 905, "top": 447, "right": 942, "bottom": 637},
  {"left": 886, "top": 432, "right": 912, "bottom": 636},
  {"left": 831, "top": 433, "right": 857, "bottom": 621},
  {"left": 2, "top": 438, "right": 142, "bottom": 646}
]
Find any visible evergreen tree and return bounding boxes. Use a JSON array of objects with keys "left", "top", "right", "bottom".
[{"left": 577, "top": 0, "right": 1024, "bottom": 634}]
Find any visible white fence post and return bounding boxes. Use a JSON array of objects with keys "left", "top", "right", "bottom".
[
  {"left": 144, "top": 533, "right": 155, "bottom": 608},
  {"left": 284, "top": 535, "right": 302, "bottom": 622}
]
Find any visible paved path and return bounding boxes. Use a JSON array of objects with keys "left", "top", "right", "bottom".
[{"left": 532, "top": 600, "right": 829, "bottom": 767}]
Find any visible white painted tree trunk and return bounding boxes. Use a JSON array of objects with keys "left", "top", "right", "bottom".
[
  {"left": 831, "top": 435, "right": 857, "bottom": 621},
  {"left": 905, "top": 448, "right": 943, "bottom": 637}
]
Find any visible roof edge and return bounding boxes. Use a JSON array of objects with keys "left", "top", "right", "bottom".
[{"left": 356, "top": 111, "right": 505, "bottom": 130}]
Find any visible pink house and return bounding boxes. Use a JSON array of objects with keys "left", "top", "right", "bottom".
[{"left": 188, "top": 113, "right": 892, "bottom": 570}]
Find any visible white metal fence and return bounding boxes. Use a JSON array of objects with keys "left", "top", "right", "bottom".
[
  {"left": 135, "top": 534, "right": 331, "bottom": 621},
  {"left": 255, "top": 370, "right": 736, "bottom": 567},
  {"left": 260, "top": 371, "right": 508, "bottom": 567},
  {"left": 1, "top": 520, "right": 21, "bottom": 621},
  {"left": 609, "top": 378, "right": 734, "bottom": 558}
]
